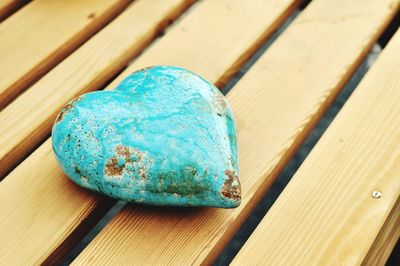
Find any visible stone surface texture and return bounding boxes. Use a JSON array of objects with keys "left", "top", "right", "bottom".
[{"left": 52, "top": 66, "right": 240, "bottom": 208}]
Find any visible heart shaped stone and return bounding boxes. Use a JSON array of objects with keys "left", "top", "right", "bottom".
[{"left": 52, "top": 66, "right": 240, "bottom": 208}]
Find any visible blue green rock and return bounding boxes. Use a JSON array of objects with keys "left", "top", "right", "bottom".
[{"left": 52, "top": 66, "right": 240, "bottom": 208}]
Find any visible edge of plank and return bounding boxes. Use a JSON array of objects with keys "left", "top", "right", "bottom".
[{"left": 363, "top": 197, "right": 400, "bottom": 265}]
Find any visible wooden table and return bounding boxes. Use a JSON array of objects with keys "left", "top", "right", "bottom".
[{"left": 0, "top": 0, "right": 399, "bottom": 264}]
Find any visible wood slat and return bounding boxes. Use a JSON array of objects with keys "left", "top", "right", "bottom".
[
  {"left": 73, "top": 0, "right": 400, "bottom": 264},
  {"left": 0, "top": 0, "right": 301, "bottom": 264},
  {"left": 232, "top": 27, "right": 400, "bottom": 266},
  {"left": 0, "top": 0, "right": 131, "bottom": 109},
  {"left": 0, "top": 0, "right": 194, "bottom": 178},
  {"left": 0, "top": 0, "right": 27, "bottom": 21}
]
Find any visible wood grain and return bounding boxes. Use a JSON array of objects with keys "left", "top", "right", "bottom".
[
  {"left": 0, "top": 0, "right": 194, "bottom": 178},
  {"left": 0, "top": 0, "right": 131, "bottom": 108},
  {"left": 0, "top": 0, "right": 27, "bottom": 21},
  {"left": 0, "top": 0, "right": 300, "bottom": 264},
  {"left": 73, "top": 0, "right": 400, "bottom": 264},
  {"left": 232, "top": 27, "right": 400, "bottom": 266}
]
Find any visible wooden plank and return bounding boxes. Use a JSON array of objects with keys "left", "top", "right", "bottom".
[
  {"left": 0, "top": 0, "right": 194, "bottom": 178},
  {"left": 232, "top": 27, "right": 400, "bottom": 266},
  {"left": 0, "top": 0, "right": 27, "bottom": 21},
  {"left": 0, "top": 0, "right": 131, "bottom": 109},
  {"left": 0, "top": 0, "right": 301, "bottom": 264},
  {"left": 73, "top": 0, "right": 400, "bottom": 264}
]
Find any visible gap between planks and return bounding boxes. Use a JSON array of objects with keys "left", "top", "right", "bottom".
[
  {"left": 232, "top": 26, "right": 400, "bottom": 265},
  {"left": 73, "top": 0, "right": 400, "bottom": 264},
  {"left": 0, "top": 0, "right": 132, "bottom": 109},
  {"left": 0, "top": 0, "right": 301, "bottom": 264},
  {"left": 0, "top": 0, "right": 28, "bottom": 22}
]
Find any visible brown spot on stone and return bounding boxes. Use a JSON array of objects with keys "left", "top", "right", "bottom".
[
  {"left": 104, "top": 145, "right": 147, "bottom": 179},
  {"left": 87, "top": 13, "right": 95, "bottom": 19},
  {"left": 104, "top": 157, "right": 123, "bottom": 176},
  {"left": 56, "top": 97, "right": 81, "bottom": 123},
  {"left": 221, "top": 169, "right": 241, "bottom": 201},
  {"left": 115, "top": 145, "right": 132, "bottom": 162},
  {"left": 139, "top": 165, "right": 147, "bottom": 180}
]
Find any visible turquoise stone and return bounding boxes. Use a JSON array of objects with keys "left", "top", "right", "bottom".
[{"left": 52, "top": 66, "right": 240, "bottom": 208}]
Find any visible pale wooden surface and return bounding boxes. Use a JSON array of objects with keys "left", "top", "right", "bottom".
[
  {"left": 0, "top": 0, "right": 193, "bottom": 178},
  {"left": 0, "top": 0, "right": 25, "bottom": 21},
  {"left": 0, "top": 0, "right": 300, "bottom": 264},
  {"left": 232, "top": 27, "right": 400, "bottom": 266},
  {"left": 73, "top": 0, "right": 400, "bottom": 264},
  {"left": 0, "top": 0, "right": 131, "bottom": 108}
]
